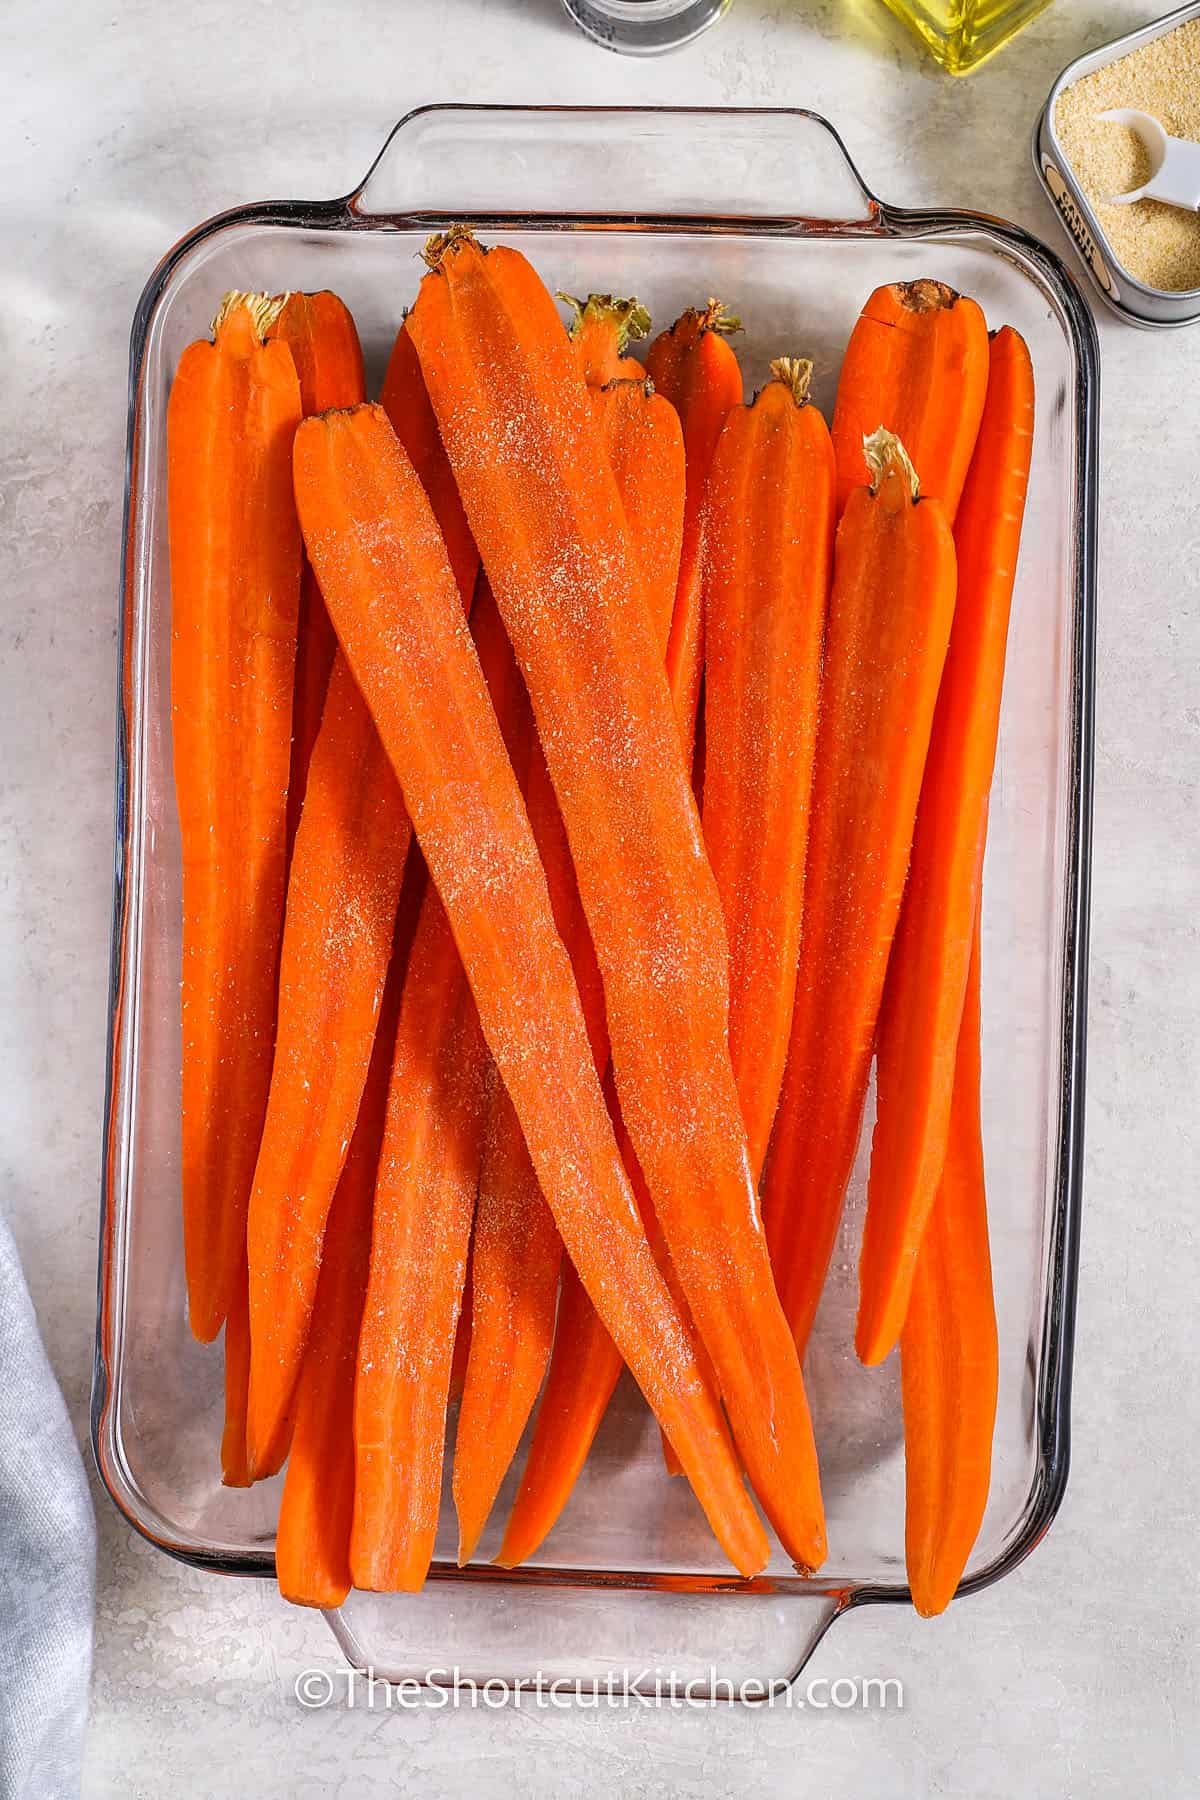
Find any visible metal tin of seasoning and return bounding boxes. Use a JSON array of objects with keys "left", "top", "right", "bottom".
[{"left": 1035, "top": 0, "right": 1200, "bottom": 328}]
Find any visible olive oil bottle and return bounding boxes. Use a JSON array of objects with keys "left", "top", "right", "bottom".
[{"left": 878, "top": 0, "right": 1052, "bottom": 73}]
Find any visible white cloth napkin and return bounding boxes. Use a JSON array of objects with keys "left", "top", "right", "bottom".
[{"left": 0, "top": 1211, "right": 95, "bottom": 1800}]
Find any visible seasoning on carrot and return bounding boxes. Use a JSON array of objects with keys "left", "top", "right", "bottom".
[
  {"left": 168, "top": 290, "right": 302, "bottom": 1344},
  {"left": 646, "top": 298, "right": 744, "bottom": 753},
  {"left": 450, "top": 573, "right": 563, "bottom": 1570},
  {"left": 459, "top": 329, "right": 685, "bottom": 1559},
  {"left": 219, "top": 1268, "right": 253, "bottom": 1487},
  {"left": 409, "top": 234, "right": 823, "bottom": 1570},
  {"left": 900, "top": 926, "right": 998, "bottom": 1617},
  {"left": 246, "top": 334, "right": 477, "bottom": 1478},
  {"left": 268, "top": 291, "right": 366, "bottom": 855},
  {"left": 701, "top": 356, "right": 835, "bottom": 1180},
  {"left": 859, "top": 326, "right": 1034, "bottom": 1367},
  {"left": 559, "top": 291, "right": 651, "bottom": 387},
  {"left": 275, "top": 925, "right": 403, "bottom": 1609},
  {"left": 763, "top": 429, "right": 958, "bottom": 1358},
  {"left": 293, "top": 400, "right": 769, "bottom": 1581},
  {"left": 379, "top": 316, "right": 480, "bottom": 607},
  {"left": 245, "top": 659, "right": 410, "bottom": 1477},
  {"left": 351, "top": 882, "right": 489, "bottom": 1594},
  {"left": 830, "top": 279, "right": 989, "bottom": 519},
  {"left": 593, "top": 377, "right": 686, "bottom": 657}
]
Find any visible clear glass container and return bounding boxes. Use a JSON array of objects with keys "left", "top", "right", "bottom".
[
  {"left": 878, "top": 0, "right": 1053, "bottom": 75},
  {"left": 558, "top": 0, "right": 733, "bottom": 53},
  {"left": 94, "top": 107, "right": 1097, "bottom": 1696}
]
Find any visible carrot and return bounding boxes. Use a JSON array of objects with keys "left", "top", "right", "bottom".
[
  {"left": 458, "top": 327, "right": 685, "bottom": 1559},
  {"left": 701, "top": 357, "right": 835, "bottom": 1180},
  {"left": 830, "top": 279, "right": 988, "bottom": 519},
  {"left": 449, "top": 574, "right": 565, "bottom": 1569},
  {"left": 168, "top": 290, "right": 302, "bottom": 1343},
  {"left": 496, "top": 1260, "right": 620, "bottom": 1570},
  {"left": 409, "top": 234, "right": 822, "bottom": 1570},
  {"left": 268, "top": 292, "right": 366, "bottom": 855},
  {"left": 763, "top": 430, "right": 957, "bottom": 1358},
  {"left": 245, "top": 659, "right": 410, "bottom": 1477},
  {"left": 275, "top": 921, "right": 403, "bottom": 1609},
  {"left": 900, "top": 925, "right": 998, "bottom": 1617},
  {"left": 351, "top": 881, "right": 488, "bottom": 1593},
  {"left": 293, "top": 401, "right": 769, "bottom": 1581},
  {"left": 593, "top": 377, "right": 686, "bottom": 657},
  {"left": 246, "top": 337, "right": 477, "bottom": 1477},
  {"left": 560, "top": 291, "right": 651, "bottom": 386},
  {"left": 379, "top": 316, "right": 479, "bottom": 606},
  {"left": 858, "top": 327, "right": 1034, "bottom": 1366},
  {"left": 645, "top": 299, "right": 744, "bottom": 754},
  {"left": 219, "top": 1268, "right": 253, "bottom": 1487}
]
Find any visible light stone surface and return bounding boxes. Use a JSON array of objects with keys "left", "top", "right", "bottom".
[{"left": 1, "top": 0, "right": 1198, "bottom": 1793}]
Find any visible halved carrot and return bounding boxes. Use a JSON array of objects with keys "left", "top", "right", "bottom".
[
  {"left": 900, "top": 925, "right": 998, "bottom": 1617},
  {"left": 168, "top": 290, "right": 302, "bottom": 1343},
  {"left": 763, "top": 431, "right": 957, "bottom": 1358},
  {"left": 275, "top": 919, "right": 403, "bottom": 1609},
  {"left": 293, "top": 401, "right": 769, "bottom": 1580},
  {"left": 858, "top": 326, "right": 1034, "bottom": 1366},
  {"left": 245, "top": 333, "right": 477, "bottom": 1477},
  {"left": 701, "top": 357, "right": 835, "bottom": 1180},
  {"left": 351, "top": 882, "right": 489, "bottom": 1593},
  {"left": 209, "top": 290, "right": 367, "bottom": 1477},
  {"left": 245, "top": 659, "right": 409, "bottom": 1477},
  {"left": 560, "top": 291, "right": 650, "bottom": 386},
  {"left": 830, "top": 280, "right": 989, "bottom": 519},
  {"left": 450, "top": 573, "right": 564, "bottom": 1569},
  {"left": 409, "top": 235, "right": 822, "bottom": 1569},
  {"left": 379, "top": 316, "right": 479, "bottom": 606},
  {"left": 268, "top": 292, "right": 366, "bottom": 856},
  {"left": 458, "top": 335, "right": 686, "bottom": 1560},
  {"left": 646, "top": 299, "right": 744, "bottom": 754},
  {"left": 593, "top": 377, "right": 686, "bottom": 657}
]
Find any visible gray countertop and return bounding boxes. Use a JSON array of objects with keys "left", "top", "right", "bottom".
[{"left": 2, "top": 0, "right": 1197, "bottom": 1793}]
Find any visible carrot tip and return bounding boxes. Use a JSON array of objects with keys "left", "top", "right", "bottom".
[
  {"left": 422, "top": 223, "right": 480, "bottom": 271},
  {"left": 557, "top": 291, "right": 652, "bottom": 351},
  {"left": 768, "top": 356, "right": 813, "bottom": 405},
  {"left": 896, "top": 278, "right": 959, "bottom": 314},
  {"left": 211, "top": 289, "right": 289, "bottom": 340},
  {"left": 863, "top": 426, "right": 920, "bottom": 501}
]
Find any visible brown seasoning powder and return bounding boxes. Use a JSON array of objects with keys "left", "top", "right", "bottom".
[{"left": 1054, "top": 17, "right": 1200, "bottom": 293}]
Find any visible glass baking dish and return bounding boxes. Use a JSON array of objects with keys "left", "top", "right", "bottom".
[{"left": 94, "top": 107, "right": 1097, "bottom": 1696}]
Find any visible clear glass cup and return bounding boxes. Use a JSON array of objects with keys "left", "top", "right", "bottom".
[{"left": 558, "top": 0, "right": 733, "bottom": 54}]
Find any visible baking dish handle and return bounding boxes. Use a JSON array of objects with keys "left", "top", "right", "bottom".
[
  {"left": 320, "top": 1580, "right": 852, "bottom": 1704},
  {"left": 351, "top": 104, "right": 881, "bottom": 226}
]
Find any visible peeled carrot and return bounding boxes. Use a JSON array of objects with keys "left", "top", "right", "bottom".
[
  {"left": 900, "top": 926, "right": 998, "bottom": 1617},
  {"left": 459, "top": 330, "right": 685, "bottom": 1560},
  {"left": 379, "top": 316, "right": 479, "bottom": 606},
  {"left": 859, "top": 327, "right": 1034, "bottom": 1366},
  {"left": 593, "top": 378, "right": 686, "bottom": 657},
  {"left": 293, "top": 402, "right": 769, "bottom": 1581},
  {"left": 646, "top": 299, "right": 744, "bottom": 753},
  {"left": 763, "top": 431, "right": 957, "bottom": 1358},
  {"left": 830, "top": 279, "right": 988, "bottom": 519},
  {"left": 351, "top": 882, "right": 489, "bottom": 1594},
  {"left": 496, "top": 1260, "right": 619, "bottom": 1570},
  {"left": 275, "top": 923, "right": 402, "bottom": 1609},
  {"left": 168, "top": 290, "right": 302, "bottom": 1343},
  {"left": 409, "top": 234, "right": 822, "bottom": 1569},
  {"left": 701, "top": 357, "right": 835, "bottom": 1180},
  {"left": 450, "top": 574, "right": 563, "bottom": 1569},
  {"left": 560, "top": 291, "right": 650, "bottom": 386},
  {"left": 268, "top": 292, "right": 366, "bottom": 854},
  {"left": 245, "top": 660, "right": 409, "bottom": 1477},
  {"left": 206, "top": 290, "right": 368, "bottom": 1475},
  {"left": 246, "top": 335, "right": 477, "bottom": 1477}
]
